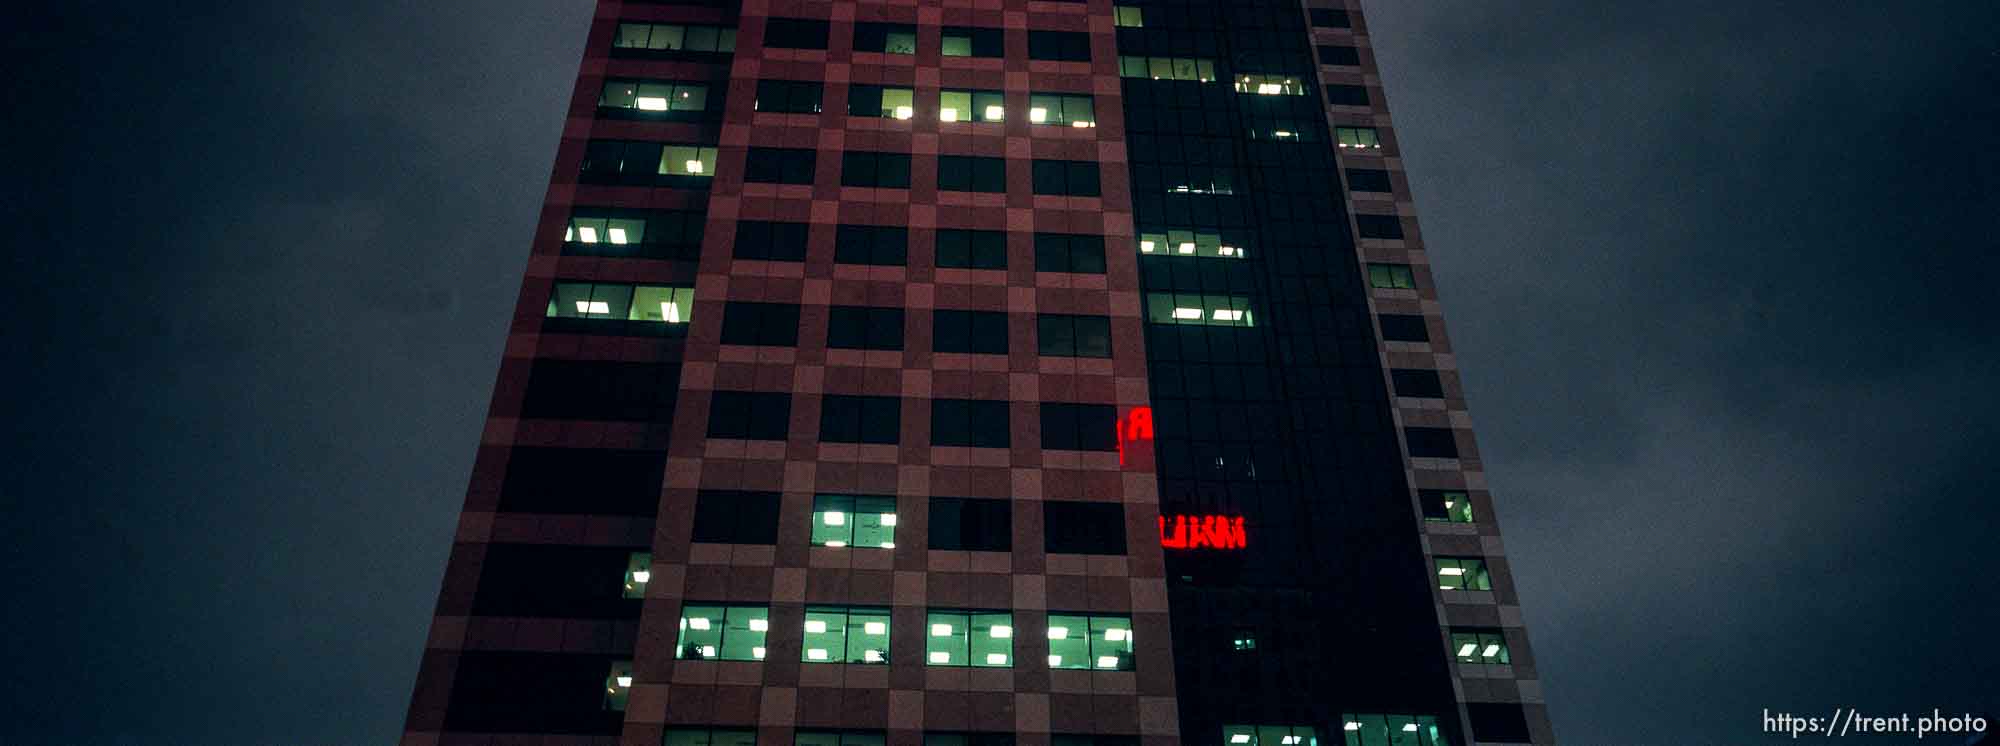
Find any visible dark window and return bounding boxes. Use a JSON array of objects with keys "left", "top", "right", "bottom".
[
  {"left": 1467, "top": 704, "right": 1533, "bottom": 743},
  {"left": 1309, "top": 9, "right": 1351, "bottom": 28},
  {"left": 446, "top": 652, "right": 626, "bottom": 734},
  {"left": 734, "top": 220, "right": 809, "bottom": 261},
  {"left": 941, "top": 26, "right": 1004, "bottom": 58},
  {"left": 1354, "top": 214, "right": 1405, "bottom": 239},
  {"left": 1404, "top": 427, "right": 1460, "bottom": 458},
  {"left": 1037, "top": 314, "right": 1111, "bottom": 358},
  {"left": 1317, "top": 44, "right": 1361, "bottom": 66},
  {"left": 691, "top": 490, "right": 781, "bottom": 544},
  {"left": 472, "top": 544, "right": 644, "bottom": 618},
  {"left": 1040, "top": 403, "right": 1118, "bottom": 451},
  {"left": 936, "top": 229, "right": 1008, "bottom": 269},
  {"left": 719, "top": 302, "right": 800, "bottom": 346},
  {"left": 754, "top": 79, "right": 823, "bottom": 114},
  {"left": 707, "top": 391, "right": 792, "bottom": 440},
  {"left": 1390, "top": 369, "right": 1445, "bottom": 398},
  {"left": 1031, "top": 160, "right": 1101, "bottom": 196},
  {"left": 764, "top": 17, "right": 829, "bottom": 49},
  {"left": 744, "top": 147, "right": 817, "bottom": 184},
  {"left": 1027, "top": 30, "right": 1091, "bottom": 62},
  {"left": 1043, "top": 502, "right": 1126, "bottom": 555},
  {"left": 1378, "top": 314, "right": 1430, "bottom": 342},
  {"left": 520, "top": 360, "right": 679, "bottom": 422},
  {"left": 835, "top": 224, "right": 908, "bottom": 266},
  {"left": 926, "top": 735, "right": 1015, "bottom": 746},
  {"left": 842, "top": 151, "right": 912, "bottom": 188},
  {"left": 929, "top": 497, "right": 1011, "bottom": 551},
  {"left": 499, "top": 448, "right": 665, "bottom": 516},
  {"left": 1325, "top": 84, "right": 1370, "bottom": 106},
  {"left": 579, "top": 140, "right": 660, "bottom": 184},
  {"left": 564, "top": 208, "right": 704, "bottom": 261},
  {"left": 937, "top": 155, "right": 1006, "bottom": 193},
  {"left": 1346, "top": 168, "right": 1393, "bottom": 193},
  {"left": 820, "top": 395, "right": 902, "bottom": 444},
  {"left": 827, "top": 306, "right": 905, "bottom": 350},
  {"left": 854, "top": 22, "right": 917, "bottom": 54},
  {"left": 931, "top": 399, "right": 1011, "bottom": 448},
  {"left": 933, "top": 310, "right": 1008, "bottom": 355},
  {"left": 1033, "top": 233, "right": 1106, "bottom": 274}
]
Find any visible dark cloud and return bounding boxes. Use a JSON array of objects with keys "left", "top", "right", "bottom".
[{"left": 3, "top": 0, "right": 1994, "bottom": 743}]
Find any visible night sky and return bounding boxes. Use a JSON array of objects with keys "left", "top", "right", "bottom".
[{"left": 5, "top": 1, "right": 1996, "bottom": 743}]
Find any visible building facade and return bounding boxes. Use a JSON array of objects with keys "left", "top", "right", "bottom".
[{"left": 403, "top": 1, "right": 1553, "bottom": 745}]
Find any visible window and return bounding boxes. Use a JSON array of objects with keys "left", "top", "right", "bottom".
[
  {"left": 1390, "top": 369, "right": 1445, "bottom": 398},
  {"left": 1113, "top": 6, "right": 1143, "bottom": 27},
  {"left": 1136, "top": 229, "right": 1245, "bottom": 260},
  {"left": 624, "top": 552, "right": 651, "bottom": 599},
  {"left": 937, "top": 155, "right": 1007, "bottom": 193},
  {"left": 1378, "top": 314, "right": 1430, "bottom": 342},
  {"left": 1354, "top": 214, "right": 1405, "bottom": 239},
  {"left": 546, "top": 283, "right": 694, "bottom": 326},
  {"left": 1045, "top": 614, "right": 1132, "bottom": 670},
  {"left": 819, "top": 395, "right": 901, "bottom": 444},
  {"left": 854, "top": 22, "right": 916, "bottom": 54},
  {"left": 691, "top": 490, "right": 782, "bottom": 544},
  {"left": 1117, "top": 56, "right": 1217, "bottom": 82},
  {"left": 720, "top": 302, "right": 801, "bottom": 347},
  {"left": 1231, "top": 632, "right": 1257, "bottom": 652},
  {"left": 500, "top": 448, "right": 665, "bottom": 516},
  {"left": 941, "top": 27, "right": 1003, "bottom": 58},
  {"left": 936, "top": 229, "right": 1007, "bottom": 269},
  {"left": 1034, "top": 233, "right": 1107, "bottom": 273},
  {"left": 938, "top": 89, "right": 1007, "bottom": 123},
  {"left": 1249, "top": 121, "right": 1318, "bottom": 142},
  {"left": 1404, "top": 427, "right": 1459, "bottom": 458},
  {"left": 764, "top": 17, "right": 829, "bottom": 49},
  {"left": 1367, "top": 263, "right": 1416, "bottom": 289},
  {"left": 603, "top": 661, "right": 634, "bottom": 711},
  {"left": 841, "top": 151, "right": 912, "bottom": 188},
  {"left": 666, "top": 730, "right": 758, "bottom": 746},
  {"left": 1043, "top": 501, "right": 1125, "bottom": 555},
  {"left": 519, "top": 361, "right": 681, "bottom": 423},
  {"left": 579, "top": 141, "right": 717, "bottom": 185},
  {"left": 1346, "top": 168, "right": 1392, "bottom": 192},
  {"left": 1340, "top": 715, "right": 1450, "bottom": 746},
  {"left": 1031, "top": 160, "right": 1100, "bottom": 196},
  {"left": 446, "top": 652, "right": 632, "bottom": 733},
  {"left": 735, "top": 220, "right": 809, "bottom": 261},
  {"left": 827, "top": 306, "right": 905, "bottom": 350},
  {"left": 1325, "top": 84, "right": 1371, "bottom": 106},
  {"left": 802, "top": 608, "right": 893, "bottom": 664},
  {"left": 564, "top": 209, "right": 704, "bottom": 260},
  {"left": 599, "top": 79, "right": 709, "bottom": 115},
  {"left": 1233, "top": 74, "right": 1307, "bottom": 96},
  {"left": 1155, "top": 164, "right": 1236, "bottom": 195},
  {"left": 925, "top": 735, "right": 1014, "bottom": 746},
  {"left": 932, "top": 310, "right": 1008, "bottom": 354},
  {"left": 1040, "top": 403, "right": 1118, "bottom": 451},
  {"left": 1451, "top": 629, "right": 1510, "bottom": 664},
  {"left": 929, "top": 497, "right": 1011, "bottom": 550},
  {"left": 612, "top": 23, "right": 738, "bottom": 55},
  {"left": 471, "top": 544, "right": 653, "bottom": 617},
  {"left": 1336, "top": 126, "right": 1384, "bottom": 150},
  {"left": 931, "top": 399, "right": 1011, "bottom": 448},
  {"left": 834, "top": 225, "right": 908, "bottom": 265},
  {"left": 707, "top": 391, "right": 792, "bottom": 440},
  {"left": 744, "top": 147, "right": 817, "bottom": 185},
  {"left": 1466, "top": 704, "right": 1532, "bottom": 743},
  {"left": 1222, "top": 726, "right": 1318, "bottom": 746},
  {"left": 675, "top": 605, "right": 769, "bottom": 660},
  {"left": 1420, "top": 490, "right": 1475, "bottom": 523},
  {"left": 1037, "top": 314, "right": 1111, "bottom": 358},
  {"left": 1144, "top": 293, "right": 1255, "bottom": 327},
  {"left": 926, "top": 610, "right": 1013, "bottom": 666},
  {"left": 1318, "top": 45, "right": 1361, "bottom": 66},
  {"left": 755, "top": 79, "right": 823, "bottom": 114},
  {"left": 797, "top": 734, "right": 885, "bottom": 746},
  {"left": 1027, "top": 93, "right": 1095, "bottom": 127},
  {"left": 848, "top": 84, "right": 916, "bottom": 119},
  {"left": 1435, "top": 557, "right": 1492, "bottom": 591},
  {"left": 1027, "top": 30, "right": 1091, "bottom": 62},
  {"left": 812, "top": 495, "right": 898, "bottom": 548}
]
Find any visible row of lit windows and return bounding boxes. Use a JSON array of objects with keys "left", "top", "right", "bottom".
[{"left": 671, "top": 606, "right": 1135, "bottom": 669}]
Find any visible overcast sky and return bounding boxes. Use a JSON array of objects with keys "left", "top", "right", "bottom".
[{"left": 4, "top": 1, "right": 1996, "bottom": 743}]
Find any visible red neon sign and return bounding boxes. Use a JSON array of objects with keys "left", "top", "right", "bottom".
[
  {"left": 1158, "top": 514, "right": 1247, "bottom": 550},
  {"left": 1117, "top": 406, "right": 1154, "bottom": 466}
]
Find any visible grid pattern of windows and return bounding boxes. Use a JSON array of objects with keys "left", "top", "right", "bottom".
[
  {"left": 1435, "top": 557, "right": 1492, "bottom": 591},
  {"left": 942, "top": 27, "right": 1004, "bottom": 58},
  {"left": 930, "top": 399, "right": 1011, "bottom": 448},
  {"left": 1031, "top": 160, "right": 1101, "bottom": 196},
  {"left": 938, "top": 156, "right": 1007, "bottom": 193},
  {"left": 803, "top": 608, "right": 893, "bottom": 664},
  {"left": 1028, "top": 93, "right": 1095, "bottom": 127},
  {"left": 1421, "top": 490, "right": 1475, "bottom": 523},
  {"left": 841, "top": 151, "right": 912, "bottom": 188},
  {"left": 849, "top": 84, "right": 916, "bottom": 119},
  {"left": 1045, "top": 614, "right": 1133, "bottom": 670},
  {"left": 1034, "top": 233, "right": 1107, "bottom": 273},
  {"left": 1339, "top": 715, "right": 1449, "bottom": 746},
  {"left": 926, "top": 611, "right": 1013, "bottom": 666},
  {"left": 691, "top": 490, "right": 781, "bottom": 544},
  {"left": 1118, "top": 56, "right": 1217, "bottom": 82},
  {"left": 599, "top": 79, "right": 708, "bottom": 115},
  {"left": 612, "top": 23, "right": 737, "bottom": 54},
  {"left": 928, "top": 497, "right": 1010, "bottom": 551},
  {"left": 835, "top": 225, "right": 908, "bottom": 265},
  {"left": 1144, "top": 293, "right": 1254, "bottom": 327},
  {"left": 719, "top": 302, "right": 800, "bottom": 347},
  {"left": 936, "top": 229, "right": 1007, "bottom": 269},
  {"left": 675, "top": 605, "right": 769, "bottom": 660},
  {"left": 932, "top": 310, "right": 1008, "bottom": 354},
  {"left": 564, "top": 209, "right": 703, "bottom": 260},
  {"left": 811, "top": 495, "right": 897, "bottom": 548},
  {"left": 819, "top": 395, "right": 901, "bottom": 444},
  {"left": 744, "top": 147, "right": 817, "bottom": 185},
  {"left": 735, "top": 220, "right": 809, "bottom": 261},
  {"left": 706, "top": 391, "right": 791, "bottom": 440},
  {"left": 827, "top": 306, "right": 904, "bottom": 350},
  {"left": 1037, "top": 314, "right": 1112, "bottom": 358},
  {"left": 939, "top": 89, "right": 1007, "bottom": 123},
  {"left": 1367, "top": 263, "right": 1416, "bottom": 289},
  {"left": 755, "top": 80, "right": 823, "bottom": 114},
  {"left": 1451, "top": 629, "right": 1510, "bottom": 664}
]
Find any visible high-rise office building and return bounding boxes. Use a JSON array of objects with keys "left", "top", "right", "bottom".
[{"left": 403, "top": 1, "right": 1553, "bottom": 744}]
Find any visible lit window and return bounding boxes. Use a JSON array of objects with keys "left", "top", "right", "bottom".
[
  {"left": 1367, "top": 263, "right": 1416, "bottom": 289},
  {"left": 1232, "top": 74, "right": 1307, "bottom": 96},
  {"left": 1231, "top": 633, "right": 1257, "bottom": 652},
  {"left": 666, "top": 729, "right": 758, "bottom": 746},
  {"left": 611, "top": 23, "right": 738, "bottom": 54},
  {"left": 1137, "top": 229, "right": 1245, "bottom": 260},
  {"left": 1336, "top": 126, "right": 1384, "bottom": 150},
  {"left": 1420, "top": 490, "right": 1474, "bottom": 523},
  {"left": 1340, "top": 715, "right": 1448, "bottom": 746},
  {"left": 1434, "top": 557, "right": 1492, "bottom": 591},
  {"left": 1027, "top": 93, "right": 1095, "bottom": 127},
  {"left": 546, "top": 283, "right": 693, "bottom": 324},
  {"left": 1044, "top": 614, "right": 1132, "bottom": 670},
  {"left": 599, "top": 79, "right": 709, "bottom": 113},
  {"left": 1143, "top": 293, "right": 1255, "bottom": 327},
  {"left": 939, "top": 89, "right": 1006, "bottom": 123},
  {"left": 849, "top": 85, "right": 917, "bottom": 119},
  {"left": 660, "top": 145, "right": 718, "bottom": 176},
  {"left": 1450, "top": 629, "right": 1510, "bottom": 664},
  {"left": 623, "top": 552, "right": 652, "bottom": 599},
  {"left": 1113, "top": 6, "right": 1143, "bottom": 27},
  {"left": 676, "top": 605, "right": 770, "bottom": 661},
  {"left": 802, "top": 607, "right": 892, "bottom": 664},
  {"left": 926, "top": 610, "right": 1012, "bottom": 667},
  {"left": 603, "top": 661, "right": 635, "bottom": 711},
  {"left": 812, "top": 495, "right": 898, "bottom": 548},
  {"left": 1118, "top": 55, "right": 1216, "bottom": 82},
  {"left": 1221, "top": 726, "right": 1316, "bottom": 746}
]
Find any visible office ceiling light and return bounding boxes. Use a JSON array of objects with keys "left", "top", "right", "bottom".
[
  {"left": 686, "top": 617, "right": 711, "bottom": 630},
  {"left": 825, "top": 540, "right": 846, "bottom": 548},
  {"left": 1104, "top": 628, "right": 1128, "bottom": 642},
  {"left": 1230, "top": 736, "right": 1251, "bottom": 744},
  {"left": 749, "top": 618, "right": 769, "bottom": 632},
  {"left": 607, "top": 227, "right": 628, "bottom": 244},
  {"left": 864, "top": 622, "right": 887, "bottom": 635},
  {"left": 990, "top": 625, "right": 1013, "bottom": 638},
  {"left": 929, "top": 651, "right": 950, "bottom": 663},
  {"left": 1172, "top": 308, "right": 1203, "bottom": 320},
  {"left": 985, "top": 105, "right": 1005, "bottom": 120},
  {"left": 1029, "top": 107, "right": 1048, "bottom": 123},
  {"left": 1438, "top": 566, "right": 1466, "bottom": 576},
  {"left": 863, "top": 649, "right": 883, "bottom": 663},
  {"left": 616, "top": 675, "right": 633, "bottom": 687},
  {"left": 631, "top": 570, "right": 650, "bottom": 583},
  {"left": 1047, "top": 655, "right": 1062, "bottom": 666},
  {"left": 578, "top": 226, "right": 599, "bottom": 243},
  {"left": 1403, "top": 724, "right": 1420, "bottom": 732},
  {"left": 1458, "top": 643, "right": 1478, "bottom": 657},
  {"left": 985, "top": 653, "right": 1008, "bottom": 665},
  {"left": 807, "top": 648, "right": 829, "bottom": 660},
  {"left": 1096, "top": 656, "right": 1118, "bottom": 668},
  {"left": 636, "top": 97, "right": 668, "bottom": 111},
  {"left": 805, "top": 620, "right": 827, "bottom": 634},
  {"left": 824, "top": 511, "right": 846, "bottom": 526},
  {"left": 940, "top": 108, "right": 959, "bottom": 122},
  {"left": 894, "top": 106, "right": 914, "bottom": 119},
  {"left": 931, "top": 623, "right": 953, "bottom": 637},
  {"left": 1047, "top": 626, "right": 1069, "bottom": 639},
  {"left": 1483, "top": 644, "right": 1502, "bottom": 658},
  {"left": 753, "top": 646, "right": 767, "bottom": 659},
  {"left": 879, "top": 513, "right": 897, "bottom": 526}
]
